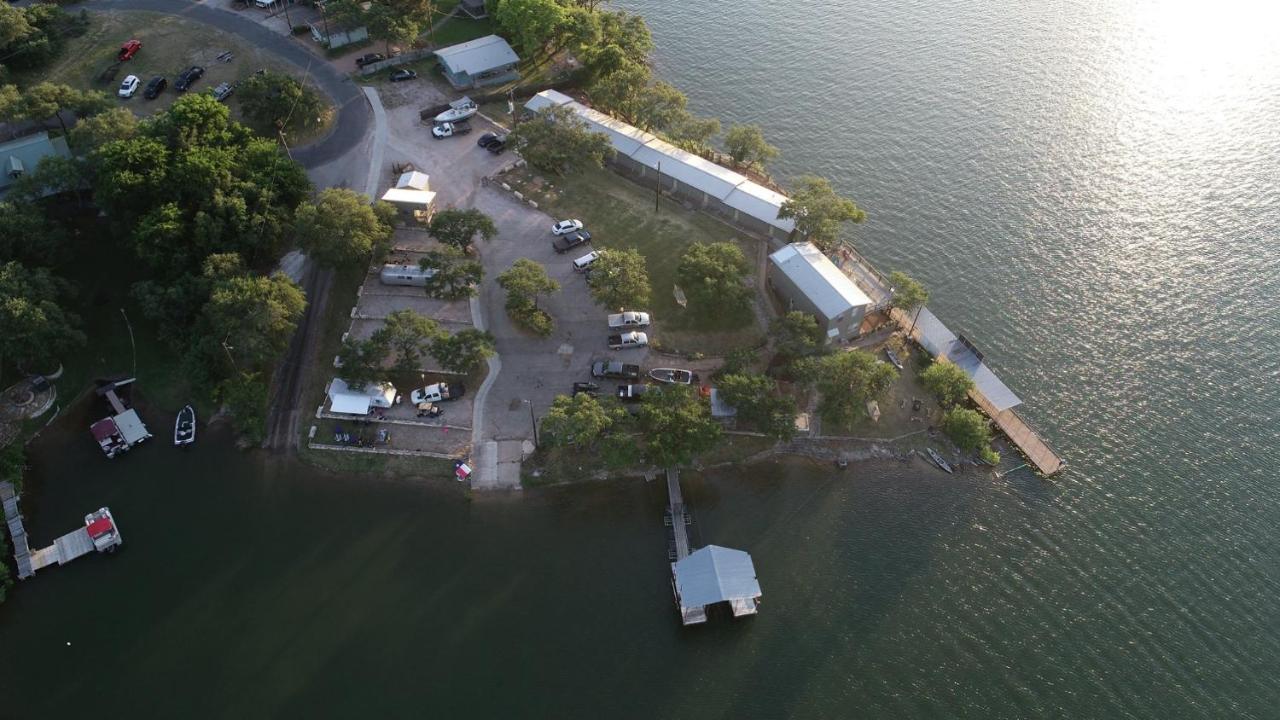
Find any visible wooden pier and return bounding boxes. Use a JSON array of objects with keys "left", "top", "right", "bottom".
[
  {"left": 665, "top": 468, "right": 691, "bottom": 561},
  {"left": 1, "top": 481, "right": 34, "bottom": 579},
  {"left": 0, "top": 481, "right": 122, "bottom": 579}
]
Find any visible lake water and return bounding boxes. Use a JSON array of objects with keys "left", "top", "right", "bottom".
[{"left": 5, "top": 0, "right": 1280, "bottom": 716}]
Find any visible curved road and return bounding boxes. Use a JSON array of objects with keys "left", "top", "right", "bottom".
[{"left": 90, "top": 0, "right": 370, "bottom": 168}]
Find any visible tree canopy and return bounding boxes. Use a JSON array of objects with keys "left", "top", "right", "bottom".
[
  {"left": 68, "top": 107, "right": 138, "bottom": 155},
  {"left": 770, "top": 310, "right": 826, "bottom": 363},
  {"left": 0, "top": 261, "right": 85, "bottom": 373},
  {"left": 201, "top": 272, "right": 306, "bottom": 373},
  {"left": 508, "top": 105, "right": 614, "bottom": 175},
  {"left": 373, "top": 309, "right": 442, "bottom": 373},
  {"left": 778, "top": 175, "right": 867, "bottom": 254},
  {"left": 0, "top": 4, "right": 88, "bottom": 75},
  {"left": 429, "top": 328, "right": 495, "bottom": 374},
  {"left": 498, "top": 258, "right": 559, "bottom": 308},
  {"left": 797, "top": 350, "right": 897, "bottom": 426},
  {"left": 294, "top": 189, "right": 396, "bottom": 270},
  {"left": 421, "top": 246, "right": 482, "bottom": 299},
  {"left": 676, "top": 241, "right": 751, "bottom": 311},
  {"left": 236, "top": 71, "right": 328, "bottom": 135},
  {"left": 428, "top": 208, "right": 497, "bottom": 251},
  {"left": 541, "top": 392, "right": 617, "bottom": 447},
  {"left": 889, "top": 270, "right": 928, "bottom": 312},
  {"left": 920, "top": 361, "right": 974, "bottom": 407},
  {"left": 716, "top": 372, "right": 797, "bottom": 441},
  {"left": 723, "top": 124, "right": 779, "bottom": 169},
  {"left": 586, "top": 248, "right": 650, "bottom": 309},
  {"left": 336, "top": 335, "right": 388, "bottom": 390},
  {"left": 637, "top": 385, "right": 722, "bottom": 467},
  {"left": 329, "top": 0, "right": 434, "bottom": 54},
  {"left": 942, "top": 407, "right": 995, "bottom": 457}
]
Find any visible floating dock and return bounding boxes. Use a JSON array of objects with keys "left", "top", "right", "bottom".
[
  {"left": 1, "top": 481, "right": 123, "bottom": 579},
  {"left": 665, "top": 469, "right": 762, "bottom": 625}
]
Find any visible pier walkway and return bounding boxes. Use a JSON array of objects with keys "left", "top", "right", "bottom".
[
  {"left": 666, "top": 468, "right": 690, "bottom": 561},
  {"left": 1, "top": 481, "right": 122, "bottom": 579},
  {"left": 1, "top": 481, "right": 34, "bottom": 579}
]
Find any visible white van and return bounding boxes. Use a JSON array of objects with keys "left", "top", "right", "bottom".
[{"left": 572, "top": 251, "right": 600, "bottom": 272}]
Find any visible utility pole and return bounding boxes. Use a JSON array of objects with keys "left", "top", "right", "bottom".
[{"left": 281, "top": 0, "right": 293, "bottom": 29}]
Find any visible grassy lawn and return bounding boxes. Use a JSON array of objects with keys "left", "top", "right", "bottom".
[
  {"left": 506, "top": 165, "right": 767, "bottom": 356},
  {"left": 19, "top": 11, "right": 333, "bottom": 141},
  {"left": 427, "top": 15, "right": 496, "bottom": 48}
]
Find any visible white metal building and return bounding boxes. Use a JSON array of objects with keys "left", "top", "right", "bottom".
[
  {"left": 435, "top": 35, "right": 519, "bottom": 89},
  {"left": 767, "top": 242, "right": 873, "bottom": 343},
  {"left": 327, "top": 378, "right": 397, "bottom": 415}
]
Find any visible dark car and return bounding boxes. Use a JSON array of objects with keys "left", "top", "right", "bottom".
[
  {"left": 572, "top": 382, "right": 600, "bottom": 397},
  {"left": 476, "top": 132, "right": 499, "bottom": 148},
  {"left": 356, "top": 53, "right": 385, "bottom": 68},
  {"left": 175, "top": 66, "right": 204, "bottom": 92},
  {"left": 592, "top": 361, "right": 640, "bottom": 381},
  {"left": 389, "top": 68, "right": 417, "bottom": 82},
  {"left": 552, "top": 230, "right": 591, "bottom": 254},
  {"left": 485, "top": 137, "right": 507, "bottom": 155},
  {"left": 143, "top": 75, "right": 167, "bottom": 99},
  {"left": 616, "top": 384, "right": 650, "bottom": 402}
]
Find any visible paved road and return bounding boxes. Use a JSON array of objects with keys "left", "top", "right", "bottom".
[{"left": 88, "top": 0, "right": 370, "bottom": 168}]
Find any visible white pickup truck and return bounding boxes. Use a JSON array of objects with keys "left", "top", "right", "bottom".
[
  {"left": 607, "top": 331, "right": 648, "bottom": 350},
  {"left": 410, "top": 382, "right": 465, "bottom": 404},
  {"left": 608, "top": 311, "right": 650, "bottom": 329}
]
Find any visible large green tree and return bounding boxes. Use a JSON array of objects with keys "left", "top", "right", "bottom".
[
  {"left": 294, "top": 189, "right": 396, "bottom": 270},
  {"left": 336, "top": 334, "right": 389, "bottom": 390},
  {"left": 494, "top": 0, "right": 572, "bottom": 59},
  {"left": 236, "top": 71, "right": 328, "bottom": 135},
  {"left": 0, "top": 200, "right": 65, "bottom": 266},
  {"left": 421, "top": 246, "right": 482, "bottom": 299},
  {"left": 430, "top": 328, "right": 496, "bottom": 374},
  {"left": 920, "top": 361, "right": 974, "bottom": 407},
  {"left": 942, "top": 407, "right": 997, "bottom": 461},
  {"left": 0, "top": 4, "right": 86, "bottom": 75},
  {"left": 373, "top": 309, "right": 442, "bottom": 373},
  {"left": 541, "top": 392, "right": 616, "bottom": 447},
  {"left": 586, "top": 248, "right": 650, "bottom": 309},
  {"left": 0, "top": 261, "right": 85, "bottom": 375},
  {"left": 798, "top": 350, "right": 897, "bottom": 426},
  {"left": 216, "top": 371, "right": 272, "bottom": 444},
  {"left": 888, "top": 270, "right": 929, "bottom": 333},
  {"left": 428, "top": 208, "right": 497, "bottom": 251},
  {"left": 202, "top": 272, "right": 306, "bottom": 372},
  {"left": 68, "top": 107, "right": 138, "bottom": 155},
  {"left": 508, "top": 105, "right": 614, "bottom": 176},
  {"left": 498, "top": 258, "right": 559, "bottom": 336},
  {"left": 676, "top": 241, "right": 751, "bottom": 311},
  {"left": 716, "top": 372, "right": 797, "bottom": 441},
  {"left": 770, "top": 310, "right": 826, "bottom": 362},
  {"left": 777, "top": 175, "right": 867, "bottom": 254},
  {"left": 723, "top": 124, "right": 779, "bottom": 169},
  {"left": 19, "top": 82, "right": 109, "bottom": 137},
  {"left": 637, "top": 385, "right": 722, "bottom": 467}
]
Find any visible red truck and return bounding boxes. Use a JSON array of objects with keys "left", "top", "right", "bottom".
[{"left": 117, "top": 39, "right": 141, "bottom": 62}]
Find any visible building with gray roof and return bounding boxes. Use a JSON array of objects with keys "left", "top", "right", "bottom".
[
  {"left": 436, "top": 35, "right": 519, "bottom": 89},
  {"left": 0, "top": 131, "right": 71, "bottom": 197},
  {"left": 767, "top": 242, "right": 873, "bottom": 343},
  {"left": 672, "top": 545, "right": 762, "bottom": 624}
]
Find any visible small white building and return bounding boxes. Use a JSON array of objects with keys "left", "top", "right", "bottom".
[
  {"left": 380, "top": 186, "right": 436, "bottom": 221},
  {"left": 396, "top": 171, "right": 430, "bottom": 191},
  {"left": 327, "top": 378, "right": 397, "bottom": 415},
  {"left": 767, "top": 242, "right": 872, "bottom": 343}
]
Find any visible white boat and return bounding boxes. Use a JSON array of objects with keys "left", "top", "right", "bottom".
[
  {"left": 926, "top": 447, "right": 953, "bottom": 474},
  {"left": 649, "top": 368, "right": 696, "bottom": 384},
  {"left": 884, "top": 348, "right": 904, "bottom": 370},
  {"left": 174, "top": 404, "right": 196, "bottom": 446},
  {"left": 434, "top": 96, "right": 477, "bottom": 124},
  {"left": 84, "top": 507, "right": 123, "bottom": 553}
]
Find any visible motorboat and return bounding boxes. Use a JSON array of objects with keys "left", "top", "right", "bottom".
[
  {"left": 885, "top": 348, "right": 904, "bottom": 370},
  {"left": 926, "top": 447, "right": 953, "bottom": 474},
  {"left": 434, "top": 96, "right": 477, "bottom": 124},
  {"left": 648, "top": 368, "right": 697, "bottom": 384},
  {"left": 174, "top": 404, "right": 196, "bottom": 446}
]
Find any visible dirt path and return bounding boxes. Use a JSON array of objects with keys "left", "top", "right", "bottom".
[{"left": 262, "top": 264, "right": 333, "bottom": 450}]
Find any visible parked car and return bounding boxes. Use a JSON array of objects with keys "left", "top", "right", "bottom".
[
  {"left": 608, "top": 331, "right": 649, "bottom": 350},
  {"left": 572, "top": 382, "right": 600, "bottom": 397},
  {"left": 572, "top": 250, "right": 601, "bottom": 271},
  {"left": 410, "top": 382, "right": 465, "bottom": 404},
  {"left": 356, "top": 53, "right": 385, "bottom": 68},
  {"left": 552, "top": 219, "right": 584, "bottom": 236},
  {"left": 553, "top": 230, "right": 592, "bottom": 254},
  {"left": 485, "top": 137, "right": 507, "bottom": 154},
  {"left": 608, "top": 311, "right": 650, "bottom": 329},
  {"left": 616, "top": 384, "right": 651, "bottom": 402},
  {"left": 143, "top": 75, "right": 167, "bottom": 99},
  {"left": 431, "top": 121, "right": 472, "bottom": 139},
  {"left": 477, "top": 132, "right": 500, "bottom": 148},
  {"left": 175, "top": 66, "right": 205, "bottom": 92},
  {"left": 117, "top": 39, "right": 141, "bottom": 62},
  {"left": 591, "top": 361, "right": 640, "bottom": 380},
  {"left": 254, "top": 0, "right": 275, "bottom": 7},
  {"left": 389, "top": 68, "right": 417, "bottom": 82},
  {"left": 212, "top": 82, "right": 234, "bottom": 102},
  {"left": 117, "top": 75, "right": 140, "bottom": 98}
]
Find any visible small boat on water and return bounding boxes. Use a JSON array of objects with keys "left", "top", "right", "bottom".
[
  {"left": 649, "top": 368, "right": 697, "bottom": 384},
  {"left": 885, "top": 348, "right": 904, "bottom": 370},
  {"left": 174, "top": 405, "right": 196, "bottom": 447},
  {"left": 434, "top": 96, "right": 477, "bottom": 124},
  {"left": 926, "top": 447, "right": 953, "bottom": 474}
]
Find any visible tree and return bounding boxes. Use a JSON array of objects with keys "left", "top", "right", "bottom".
[
  {"left": 236, "top": 71, "right": 328, "bottom": 135},
  {"left": 942, "top": 407, "right": 993, "bottom": 454},
  {"left": 723, "top": 124, "right": 779, "bottom": 168},
  {"left": 0, "top": 200, "right": 66, "bottom": 265},
  {"left": 508, "top": 105, "right": 614, "bottom": 175},
  {"left": 637, "top": 385, "right": 722, "bottom": 467},
  {"left": 294, "top": 189, "right": 395, "bottom": 270},
  {"left": 888, "top": 270, "right": 928, "bottom": 334},
  {"left": 770, "top": 311, "right": 826, "bottom": 362},
  {"left": 666, "top": 112, "right": 720, "bottom": 153},
  {"left": 676, "top": 241, "right": 751, "bottom": 311},
  {"left": 493, "top": 0, "right": 572, "bottom": 59},
  {"left": 372, "top": 309, "right": 442, "bottom": 373},
  {"left": 216, "top": 371, "right": 270, "bottom": 444},
  {"left": 336, "top": 335, "right": 389, "bottom": 390},
  {"left": 421, "top": 246, "right": 482, "bottom": 299},
  {"left": 329, "top": 0, "right": 433, "bottom": 55},
  {"left": 586, "top": 248, "right": 650, "bottom": 309},
  {"left": 428, "top": 208, "right": 497, "bottom": 251},
  {"left": 920, "top": 361, "right": 974, "bottom": 407},
  {"left": 202, "top": 272, "right": 306, "bottom": 372},
  {"left": 541, "top": 392, "right": 615, "bottom": 447},
  {"left": 68, "top": 107, "right": 138, "bottom": 155},
  {"left": 429, "top": 328, "right": 495, "bottom": 374},
  {"left": 5, "top": 154, "right": 85, "bottom": 203},
  {"left": 0, "top": 4, "right": 88, "bottom": 74},
  {"left": 0, "top": 262, "right": 85, "bottom": 375},
  {"left": 798, "top": 350, "right": 897, "bottom": 426},
  {"left": 498, "top": 258, "right": 559, "bottom": 308},
  {"left": 20, "top": 82, "right": 108, "bottom": 137},
  {"left": 777, "top": 175, "right": 867, "bottom": 254},
  {"left": 716, "top": 372, "right": 798, "bottom": 441}
]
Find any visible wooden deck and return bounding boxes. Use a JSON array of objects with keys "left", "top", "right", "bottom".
[
  {"left": 1, "top": 481, "right": 33, "bottom": 579},
  {"left": 666, "top": 469, "right": 690, "bottom": 561}
]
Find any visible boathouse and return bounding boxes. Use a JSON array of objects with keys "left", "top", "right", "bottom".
[
  {"left": 435, "top": 35, "right": 519, "bottom": 89},
  {"left": 524, "top": 90, "right": 796, "bottom": 242},
  {"left": 672, "top": 545, "right": 762, "bottom": 625},
  {"left": 767, "top": 242, "right": 873, "bottom": 343}
]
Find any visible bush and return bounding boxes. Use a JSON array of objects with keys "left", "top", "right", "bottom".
[
  {"left": 920, "top": 361, "right": 974, "bottom": 407},
  {"left": 942, "top": 407, "right": 992, "bottom": 453}
]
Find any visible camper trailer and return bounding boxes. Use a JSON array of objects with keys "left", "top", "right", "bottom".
[{"left": 379, "top": 264, "right": 437, "bottom": 287}]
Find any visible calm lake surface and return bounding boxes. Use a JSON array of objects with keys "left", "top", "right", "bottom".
[{"left": 5, "top": 0, "right": 1280, "bottom": 716}]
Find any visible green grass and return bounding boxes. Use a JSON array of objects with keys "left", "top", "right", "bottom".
[
  {"left": 427, "top": 15, "right": 496, "bottom": 48},
  {"left": 507, "top": 165, "right": 767, "bottom": 355}
]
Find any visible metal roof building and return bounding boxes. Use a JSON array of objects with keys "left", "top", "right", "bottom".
[
  {"left": 435, "top": 35, "right": 520, "bottom": 89},
  {"left": 768, "top": 242, "right": 873, "bottom": 342},
  {"left": 327, "top": 379, "right": 397, "bottom": 415},
  {"left": 0, "top": 131, "right": 71, "bottom": 197},
  {"left": 912, "top": 307, "right": 1023, "bottom": 411},
  {"left": 525, "top": 90, "right": 797, "bottom": 240},
  {"left": 672, "top": 545, "right": 762, "bottom": 622}
]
